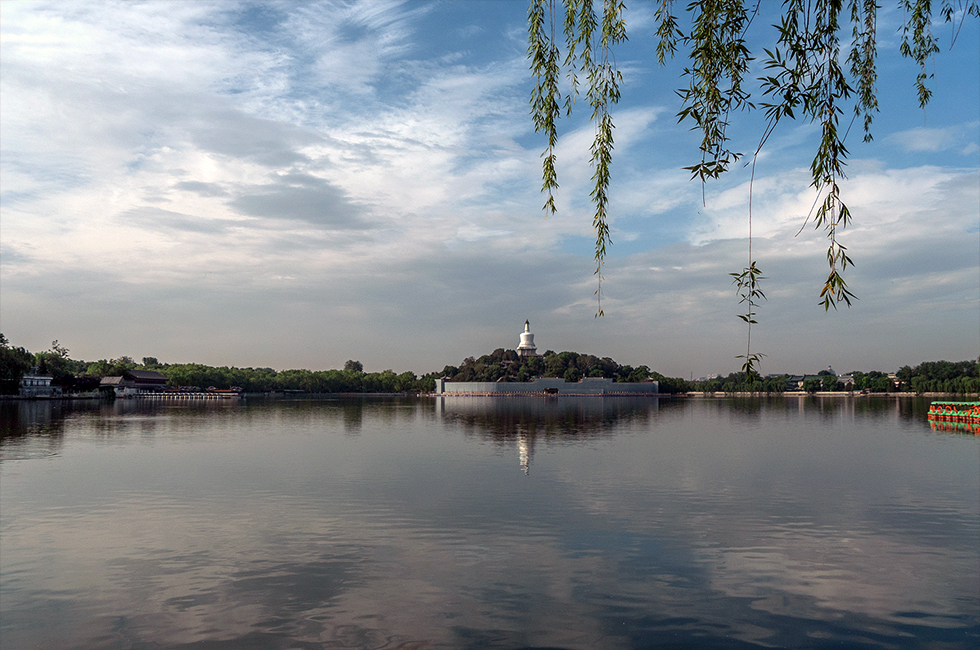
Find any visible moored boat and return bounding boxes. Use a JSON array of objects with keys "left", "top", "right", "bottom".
[{"left": 927, "top": 401, "right": 980, "bottom": 425}]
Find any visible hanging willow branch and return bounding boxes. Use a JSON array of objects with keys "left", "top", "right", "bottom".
[
  {"left": 528, "top": 0, "right": 626, "bottom": 317},
  {"left": 529, "top": 0, "right": 976, "bottom": 297},
  {"left": 528, "top": 0, "right": 977, "bottom": 367}
]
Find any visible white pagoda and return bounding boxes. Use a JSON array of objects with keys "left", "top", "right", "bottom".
[{"left": 517, "top": 320, "right": 538, "bottom": 358}]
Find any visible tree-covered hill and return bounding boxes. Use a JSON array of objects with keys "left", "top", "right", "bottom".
[{"left": 437, "top": 348, "right": 690, "bottom": 393}]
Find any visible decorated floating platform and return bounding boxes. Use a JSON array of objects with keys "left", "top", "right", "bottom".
[{"left": 927, "top": 401, "right": 980, "bottom": 435}]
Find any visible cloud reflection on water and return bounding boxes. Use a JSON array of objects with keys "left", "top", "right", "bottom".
[{"left": 0, "top": 397, "right": 977, "bottom": 649}]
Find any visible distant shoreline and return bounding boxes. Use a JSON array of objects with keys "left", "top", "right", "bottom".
[
  {"left": 686, "top": 391, "right": 979, "bottom": 398},
  {"left": 3, "top": 391, "right": 978, "bottom": 402}
]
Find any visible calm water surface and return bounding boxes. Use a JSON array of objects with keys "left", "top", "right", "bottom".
[{"left": 1, "top": 396, "right": 977, "bottom": 649}]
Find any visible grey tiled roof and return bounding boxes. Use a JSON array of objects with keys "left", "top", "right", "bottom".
[
  {"left": 100, "top": 376, "right": 133, "bottom": 386},
  {"left": 126, "top": 370, "right": 167, "bottom": 381}
]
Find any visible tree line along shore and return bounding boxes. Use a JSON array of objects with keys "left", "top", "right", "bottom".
[{"left": 1, "top": 334, "right": 978, "bottom": 397}]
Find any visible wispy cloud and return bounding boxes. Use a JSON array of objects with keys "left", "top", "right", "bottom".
[
  {"left": 1, "top": 1, "right": 976, "bottom": 376},
  {"left": 885, "top": 122, "right": 980, "bottom": 153}
]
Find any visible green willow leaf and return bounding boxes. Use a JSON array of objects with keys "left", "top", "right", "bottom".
[{"left": 528, "top": 0, "right": 976, "bottom": 364}]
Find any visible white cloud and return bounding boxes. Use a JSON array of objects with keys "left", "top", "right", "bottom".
[
  {"left": 688, "top": 164, "right": 979, "bottom": 249},
  {"left": 1, "top": 1, "right": 977, "bottom": 377},
  {"left": 885, "top": 123, "right": 980, "bottom": 153}
]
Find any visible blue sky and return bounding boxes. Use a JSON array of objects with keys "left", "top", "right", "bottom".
[{"left": 1, "top": 1, "right": 977, "bottom": 378}]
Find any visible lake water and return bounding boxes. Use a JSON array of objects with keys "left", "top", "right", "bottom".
[{"left": 1, "top": 396, "right": 977, "bottom": 649}]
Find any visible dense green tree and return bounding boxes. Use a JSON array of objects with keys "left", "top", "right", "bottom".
[
  {"left": 909, "top": 375, "right": 929, "bottom": 395},
  {"left": 0, "top": 334, "right": 34, "bottom": 394},
  {"left": 616, "top": 365, "right": 634, "bottom": 382},
  {"left": 627, "top": 365, "right": 651, "bottom": 383},
  {"left": 107, "top": 356, "right": 136, "bottom": 376},
  {"left": 651, "top": 372, "right": 692, "bottom": 394},
  {"left": 30, "top": 340, "right": 87, "bottom": 389},
  {"left": 693, "top": 370, "right": 788, "bottom": 394},
  {"left": 439, "top": 347, "right": 685, "bottom": 391},
  {"left": 851, "top": 371, "right": 866, "bottom": 390},
  {"left": 344, "top": 360, "right": 364, "bottom": 373},
  {"left": 34, "top": 354, "right": 74, "bottom": 388},
  {"left": 765, "top": 375, "right": 789, "bottom": 394},
  {"left": 803, "top": 378, "right": 821, "bottom": 394},
  {"left": 870, "top": 376, "right": 892, "bottom": 393},
  {"left": 417, "top": 373, "right": 439, "bottom": 393},
  {"left": 545, "top": 352, "right": 575, "bottom": 377},
  {"left": 524, "top": 356, "right": 545, "bottom": 376},
  {"left": 86, "top": 360, "right": 111, "bottom": 378},
  {"left": 896, "top": 365, "right": 913, "bottom": 384},
  {"left": 864, "top": 371, "right": 883, "bottom": 391},
  {"left": 395, "top": 371, "right": 418, "bottom": 392},
  {"left": 909, "top": 359, "right": 978, "bottom": 382}
]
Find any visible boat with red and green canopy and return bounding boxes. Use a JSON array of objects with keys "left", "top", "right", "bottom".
[{"left": 927, "top": 401, "right": 980, "bottom": 434}]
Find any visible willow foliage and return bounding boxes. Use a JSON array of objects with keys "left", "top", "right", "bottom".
[
  {"left": 528, "top": 0, "right": 978, "bottom": 304},
  {"left": 530, "top": 0, "right": 627, "bottom": 316},
  {"left": 529, "top": 0, "right": 977, "bottom": 377}
]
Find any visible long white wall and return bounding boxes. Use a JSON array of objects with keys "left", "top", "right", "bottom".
[{"left": 434, "top": 377, "right": 658, "bottom": 395}]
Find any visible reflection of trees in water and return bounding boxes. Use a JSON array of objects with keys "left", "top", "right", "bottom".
[
  {"left": 0, "top": 399, "right": 169, "bottom": 449},
  {"left": 0, "top": 398, "right": 240, "bottom": 447},
  {"left": 691, "top": 395, "right": 936, "bottom": 428},
  {"left": 438, "top": 396, "right": 662, "bottom": 436},
  {"left": 245, "top": 396, "right": 423, "bottom": 434},
  {"left": 436, "top": 397, "right": 666, "bottom": 474},
  {"left": 796, "top": 395, "right": 934, "bottom": 424},
  {"left": 1, "top": 400, "right": 82, "bottom": 444},
  {"left": 1, "top": 400, "right": 79, "bottom": 455},
  {"left": 2, "top": 396, "right": 938, "bottom": 453},
  {"left": 342, "top": 402, "right": 363, "bottom": 433},
  {"left": 0, "top": 397, "right": 434, "bottom": 448}
]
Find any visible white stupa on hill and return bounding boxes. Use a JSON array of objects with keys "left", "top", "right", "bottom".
[
  {"left": 433, "top": 319, "right": 658, "bottom": 394},
  {"left": 517, "top": 320, "right": 538, "bottom": 358}
]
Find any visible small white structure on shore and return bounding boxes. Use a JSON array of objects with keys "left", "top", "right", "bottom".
[
  {"left": 20, "top": 368, "right": 60, "bottom": 397},
  {"left": 517, "top": 320, "right": 538, "bottom": 358}
]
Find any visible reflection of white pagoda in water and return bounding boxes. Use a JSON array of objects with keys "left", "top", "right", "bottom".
[{"left": 518, "top": 432, "right": 532, "bottom": 475}]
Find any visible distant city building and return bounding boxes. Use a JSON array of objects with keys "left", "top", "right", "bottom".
[{"left": 517, "top": 320, "right": 538, "bottom": 358}]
